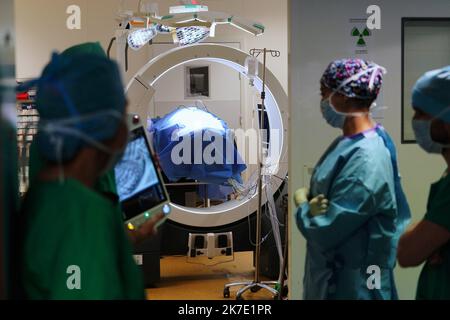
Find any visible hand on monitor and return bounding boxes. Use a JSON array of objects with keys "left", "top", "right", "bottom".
[{"left": 127, "top": 212, "right": 165, "bottom": 244}]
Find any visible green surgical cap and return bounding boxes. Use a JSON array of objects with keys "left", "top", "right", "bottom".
[
  {"left": 62, "top": 42, "right": 107, "bottom": 58},
  {"left": 31, "top": 43, "right": 126, "bottom": 162}
]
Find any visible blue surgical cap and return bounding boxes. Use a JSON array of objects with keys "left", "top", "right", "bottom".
[
  {"left": 412, "top": 65, "right": 450, "bottom": 123},
  {"left": 29, "top": 49, "right": 126, "bottom": 162}
]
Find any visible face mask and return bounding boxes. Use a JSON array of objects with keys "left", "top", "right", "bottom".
[
  {"left": 101, "top": 132, "right": 129, "bottom": 175},
  {"left": 320, "top": 98, "right": 346, "bottom": 129},
  {"left": 320, "top": 65, "right": 386, "bottom": 129},
  {"left": 320, "top": 93, "right": 373, "bottom": 129},
  {"left": 412, "top": 119, "right": 450, "bottom": 154},
  {"left": 40, "top": 110, "right": 127, "bottom": 182},
  {"left": 101, "top": 151, "right": 123, "bottom": 176}
]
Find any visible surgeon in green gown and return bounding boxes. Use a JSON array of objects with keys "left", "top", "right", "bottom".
[
  {"left": 18, "top": 44, "right": 162, "bottom": 299},
  {"left": 397, "top": 65, "right": 450, "bottom": 300},
  {"left": 28, "top": 42, "right": 118, "bottom": 200}
]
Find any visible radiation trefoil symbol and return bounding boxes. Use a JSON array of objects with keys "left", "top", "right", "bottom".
[{"left": 351, "top": 27, "right": 371, "bottom": 47}]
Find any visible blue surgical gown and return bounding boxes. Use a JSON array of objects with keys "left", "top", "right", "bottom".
[{"left": 296, "top": 125, "right": 411, "bottom": 300}]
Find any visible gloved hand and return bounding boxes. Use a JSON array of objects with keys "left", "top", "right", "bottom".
[
  {"left": 309, "top": 194, "right": 329, "bottom": 217},
  {"left": 294, "top": 187, "right": 309, "bottom": 207},
  {"left": 294, "top": 188, "right": 329, "bottom": 216}
]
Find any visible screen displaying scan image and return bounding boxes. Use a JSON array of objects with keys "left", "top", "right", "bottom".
[
  {"left": 115, "top": 126, "right": 169, "bottom": 224},
  {"left": 116, "top": 134, "right": 159, "bottom": 202}
]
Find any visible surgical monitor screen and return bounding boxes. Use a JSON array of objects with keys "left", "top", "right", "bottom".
[{"left": 115, "top": 127, "right": 167, "bottom": 220}]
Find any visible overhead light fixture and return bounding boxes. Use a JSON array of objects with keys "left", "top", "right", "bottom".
[
  {"left": 156, "top": 24, "right": 171, "bottom": 34},
  {"left": 174, "top": 26, "right": 210, "bottom": 46},
  {"left": 127, "top": 26, "right": 157, "bottom": 50},
  {"left": 169, "top": 4, "right": 209, "bottom": 14},
  {"left": 116, "top": 1, "right": 265, "bottom": 51}
]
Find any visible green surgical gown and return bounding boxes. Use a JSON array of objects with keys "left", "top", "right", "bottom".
[
  {"left": 296, "top": 126, "right": 410, "bottom": 300},
  {"left": 28, "top": 141, "right": 118, "bottom": 197},
  {"left": 20, "top": 178, "right": 144, "bottom": 299},
  {"left": 416, "top": 173, "right": 450, "bottom": 300}
]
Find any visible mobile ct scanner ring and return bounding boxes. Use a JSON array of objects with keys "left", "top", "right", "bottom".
[{"left": 126, "top": 44, "right": 288, "bottom": 228}]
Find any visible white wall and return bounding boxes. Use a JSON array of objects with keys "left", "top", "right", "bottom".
[
  {"left": 0, "top": 0, "right": 15, "bottom": 51},
  {"left": 14, "top": 0, "right": 152, "bottom": 82},
  {"left": 289, "top": 0, "right": 450, "bottom": 300},
  {"left": 1, "top": 0, "right": 16, "bottom": 126}
]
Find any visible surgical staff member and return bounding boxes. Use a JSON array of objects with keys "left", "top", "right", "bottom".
[
  {"left": 397, "top": 66, "right": 450, "bottom": 300},
  {"left": 27, "top": 42, "right": 119, "bottom": 202},
  {"left": 18, "top": 49, "right": 161, "bottom": 299},
  {"left": 294, "top": 58, "right": 411, "bottom": 300},
  {"left": 23, "top": 42, "right": 158, "bottom": 248}
]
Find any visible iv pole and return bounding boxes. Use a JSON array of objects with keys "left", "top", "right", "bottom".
[{"left": 224, "top": 48, "right": 281, "bottom": 300}]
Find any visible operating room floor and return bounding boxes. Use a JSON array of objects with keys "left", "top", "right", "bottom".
[{"left": 146, "top": 252, "right": 275, "bottom": 300}]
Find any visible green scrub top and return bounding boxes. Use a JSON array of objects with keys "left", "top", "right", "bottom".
[
  {"left": 20, "top": 178, "right": 144, "bottom": 299},
  {"left": 416, "top": 173, "right": 450, "bottom": 300},
  {"left": 28, "top": 140, "right": 118, "bottom": 197}
]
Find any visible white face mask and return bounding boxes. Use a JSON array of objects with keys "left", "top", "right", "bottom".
[
  {"left": 412, "top": 110, "right": 450, "bottom": 154},
  {"left": 101, "top": 131, "right": 129, "bottom": 176},
  {"left": 39, "top": 110, "right": 128, "bottom": 182}
]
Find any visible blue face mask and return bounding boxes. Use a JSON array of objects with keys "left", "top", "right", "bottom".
[
  {"left": 320, "top": 98, "right": 346, "bottom": 129},
  {"left": 412, "top": 119, "right": 450, "bottom": 154}
]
